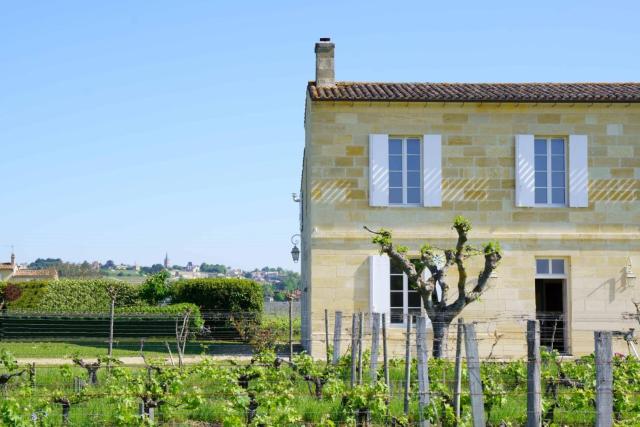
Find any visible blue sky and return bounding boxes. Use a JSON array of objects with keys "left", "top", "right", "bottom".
[{"left": 1, "top": 1, "right": 638, "bottom": 270}]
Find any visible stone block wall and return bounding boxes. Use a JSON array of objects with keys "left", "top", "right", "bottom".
[{"left": 301, "top": 99, "right": 640, "bottom": 359}]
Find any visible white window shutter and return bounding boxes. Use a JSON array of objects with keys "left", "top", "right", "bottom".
[
  {"left": 423, "top": 134, "right": 442, "bottom": 207},
  {"left": 569, "top": 135, "right": 589, "bottom": 207},
  {"left": 515, "top": 134, "right": 535, "bottom": 207},
  {"left": 369, "top": 134, "right": 389, "bottom": 206},
  {"left": 369, "top": 255, "right": 390, "bottom": 321}
]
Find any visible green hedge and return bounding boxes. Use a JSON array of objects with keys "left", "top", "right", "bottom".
[
  {"left": 1, "top": 279, "right": 140, "bottom": 312},
  {"left": 116, "top": 303, "right": 204, "bottom": 329},
  {"left": 172, "top": 278, "right": 263, "bottom": 316}
]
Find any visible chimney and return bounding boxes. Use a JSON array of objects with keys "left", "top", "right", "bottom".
[{"left": 315, "top": 37, "right": 335, "bottom": 87}]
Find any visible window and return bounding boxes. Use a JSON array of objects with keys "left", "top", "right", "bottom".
[
  {"left": 536, "top": 258, "right": 566, "bottom": 277},
  {"left": 389, "top": 261, "right": 422, "bottom": 324},
  {"left": 388, "top": 137, "right": 421, "bottom": 205},
  {"left": 534, "top": 137, "right": 567, "bottom": 206}
]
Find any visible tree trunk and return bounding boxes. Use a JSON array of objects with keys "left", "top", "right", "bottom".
[{"left": 432, "top": 316, "right": 449, "bottom": 358}]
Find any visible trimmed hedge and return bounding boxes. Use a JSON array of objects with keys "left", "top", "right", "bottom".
[
  {"left": 116, "top": 303, "right": 204, "bottom": 329},
  {"left": 172, "top": 278, "right": 263, "bottom": 315},
  {"left": 1, "top": 279, "right": 139, "bottom": 312}
]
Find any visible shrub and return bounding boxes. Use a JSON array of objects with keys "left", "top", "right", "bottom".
[
  {"left": 139, "top": 270, "right": 172, "bottom": 304},
  {"left": 172, "top": 278, "right": 263, "bottom": 340},
  {"left": 172, "top": 278, "right": 263, "bottom": 315},
  {"left": 2, "top": 279, "right": 140, "bottom": 312}
]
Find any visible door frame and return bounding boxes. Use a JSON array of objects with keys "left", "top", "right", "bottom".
[{"left": 535, "top": 257, "right": 571, "bottom": 354}]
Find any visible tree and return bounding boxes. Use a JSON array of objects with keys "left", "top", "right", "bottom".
[
  {"left": 140, "top": 270, "right": 172, "bottom": 304},
  {"left": 199, "top": 263, "right": 227, "bottom": 274},
  {"left": 141, "top": 264, "right": 165, "bottom": 274},
  {"left": 103, "top": 260, "right": 115, "bottom": 269},
  {"left": 366, "top": 216, "right": 502, "bottom": 358}
]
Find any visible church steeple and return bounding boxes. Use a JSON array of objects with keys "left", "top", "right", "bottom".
[
  {"left": 10, "top": 246, "right": 15, "bottom": 266},
  {"left": 164, "top": 252, "right": 170, "bottom": 269}
]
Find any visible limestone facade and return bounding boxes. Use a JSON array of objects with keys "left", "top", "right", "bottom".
[{"left": 300, "top": 100, "right": 640, "bottom": 359}]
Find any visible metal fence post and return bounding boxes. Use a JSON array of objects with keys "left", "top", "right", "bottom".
[
  {"left": 527, "top": 320, "right": 541, "bottom": 427},
  {"left": 595, "top": 331, "right": 613, "bottom": 427},
  {"left": 464, "top": 323, "right": 485, "bottom": 427}
]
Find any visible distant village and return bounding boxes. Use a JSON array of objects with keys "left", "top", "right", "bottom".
[{"left": 1, "top": 251, "right": 300, "bottom": 301}]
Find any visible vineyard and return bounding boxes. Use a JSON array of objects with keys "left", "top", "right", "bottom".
[{"left": 0, "top": 335, "right": 639, "bottom": 426}]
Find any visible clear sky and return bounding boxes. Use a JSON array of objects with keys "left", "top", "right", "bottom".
[{"left": 1, "top": 1, "right": 638, "bottom": 270}]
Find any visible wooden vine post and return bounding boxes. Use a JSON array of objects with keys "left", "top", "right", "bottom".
[
  {"left": 370, "top": 312, "right": 380, "bottom": 383},
  {"left": 333, "top": 311, "right": 343, "bottom": 365},
  {"left": 416, "top": 316, "right": 430, "bottom": 427},
  {"left": 464, "top": 323, "right": 485, "bottom": 427}
]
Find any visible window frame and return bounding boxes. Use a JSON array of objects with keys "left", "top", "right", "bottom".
[
  {"left": 389, "top": 261, "right": 424, "bottom": 327},
  {"left": 535, "top": 258, "right": 567, "bottom": 279},
  {"left": 388, "top": 136, "right": 422, "bottom": 206},
  {"left": 534, "top": 136, "right": 568, "bottom": 208}
]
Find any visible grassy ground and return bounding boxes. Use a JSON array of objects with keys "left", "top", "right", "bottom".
[{"left": 0, "top": 339, "right": 212, "bottom": 358}]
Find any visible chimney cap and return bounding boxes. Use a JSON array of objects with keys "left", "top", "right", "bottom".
[{"left": 319, "top": 37, "right": 331, "bottom": 42}]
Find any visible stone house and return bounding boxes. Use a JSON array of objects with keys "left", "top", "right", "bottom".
[
  {"left": 0, "top": 252, "right": 59, "bottom": 283},
  {"left": 300, "top": 38, "right": 640, "bottom": 358}
]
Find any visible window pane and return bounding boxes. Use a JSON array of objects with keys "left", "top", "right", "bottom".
[
  {"left": 535, "top": 172, "right": 547, "bottom": 187},
  {"left": 407, "top": 139, "right": 420, "bottom": 155},
  {"left": 390, "top": 292, "right": 403, "bottom": 307},
  {"left": 551, "top": 139, "right": 564, "bottom": 155},
  {"left": 552, "top": 188, "right": 565, "bottom": 204},
  {"left": 535, "top": 139, "right": 547, "bottom": 155},
  {"left": 535, "top": 188, "right": 547, "bottom": 204},
  {"left": 389, "top": 188, "right": 403, "bottom": 204},
  {"left": 407, "top": 171, "right": 420, "bottom": 187},
  {"left": 536, "top": 259, "right": 549, "bottom": 275},
  {"left": 551, "top": 156, "right": 565, "bottom": 171},
  {"left": 407, "top": 155, "right": 420, "bottom": 170},
  {"left": 390, "top": 275, "right": 403, "bottom": 290},
  {"left": 407, "top": 188, "right": 421, "bottom": 204},
  {"left": 552, "top": 172, "right": 565, "bottom": 187},
  {"left": 389, "top": 155, "right": 402, "bottom": 171},
  {"left": 390, "top": 308, "right": 403, "bottom": 324},
  {"left": 408, "top": 292, "right": 421, "bottom": 308},
  {"left": 389, "top": 139, "right": 402, "bottom": 155},
  {"left": 535, "top": 156, "right": 547, "bottom": 171},
  {"left": 551, "top": 259, "right": 565, "bottom": 275},
  {"left": 389, "top": 172, "right": 402, "bottom": 188}
]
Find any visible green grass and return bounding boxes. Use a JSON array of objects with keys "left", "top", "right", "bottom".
[{"left": 0, "top": 339, "right": 213, "bottom": 359}]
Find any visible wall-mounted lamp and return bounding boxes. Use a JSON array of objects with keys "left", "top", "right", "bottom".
[
  {"left": 625, "top": 257, "right": 636, "bottom": 288},
  {"left": 290, "top": 234, "right": 301, "bottom": 263}
]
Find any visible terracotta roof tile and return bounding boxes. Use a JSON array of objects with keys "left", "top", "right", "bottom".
[{"left": 308, "top": 82, "right": 640, "bottom": 103}]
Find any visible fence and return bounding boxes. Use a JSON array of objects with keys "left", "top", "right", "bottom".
[
  {"left": 0, "top": 309, "right": 637, "bottom": 425},
  {"left": 310, "top": 310, "right": 640, "bottom": 426}
]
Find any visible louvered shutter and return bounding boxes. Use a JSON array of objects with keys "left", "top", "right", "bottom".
[
  {"left": 369, "top": 134, "right": 389, "bottom": 206},
  {"left": 369, "top": 255, "right": 390, "bottom": 322},
  {"left": 515, "top": 134, "right": 535, "bottom": 207},
  {"left": 423, "top": 134, "right": 442, "bottom": 207},
  {"left": 569, "top": 135, "right": 589, "bottom": 207}
]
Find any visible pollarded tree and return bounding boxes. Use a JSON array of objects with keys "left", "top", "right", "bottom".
[{"left": 365, "top": 216, "right": 502, "bottom": 358}]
